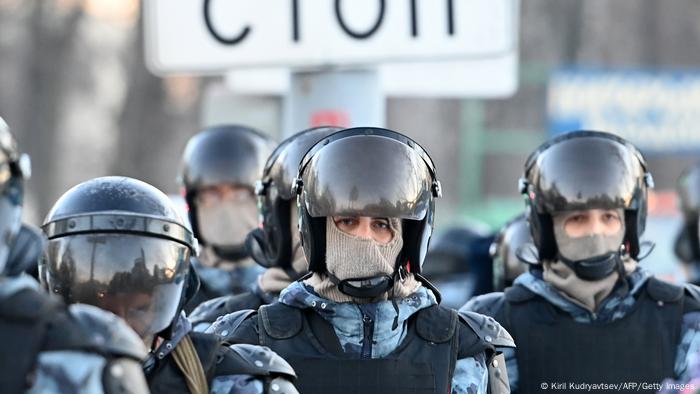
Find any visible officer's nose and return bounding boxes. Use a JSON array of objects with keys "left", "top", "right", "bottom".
[
  {"left": 355, "top": 218, "right": 374, "bottom": 239},
  {"left": 589, "top": 217, "right": 605, "bottom": 235}
]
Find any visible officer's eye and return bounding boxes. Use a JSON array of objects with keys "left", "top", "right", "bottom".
[
  {"left": 372, "top": 220, "right": 390, "bottom": 230},
  {"left": 334, "top": 217, "right": 357, "bottom": 227},
  {"left": 601, "top": 212, "right": 620, "bottom": 223},
  {"left": 569, "top": 214, "right": 587, "bottom": 223}
]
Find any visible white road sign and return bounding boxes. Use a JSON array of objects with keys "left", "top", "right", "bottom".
[
  {"left": 224, "top": 52, "right": 518, "bottom": 98},
  {"left": 144, "top": 0, "right": 518, "bottom": 73}
]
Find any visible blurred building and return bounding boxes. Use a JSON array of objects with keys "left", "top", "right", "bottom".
[{"left": 0, "top": 0, "right": 698, "bottom": 279}]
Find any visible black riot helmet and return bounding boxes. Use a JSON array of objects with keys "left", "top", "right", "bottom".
[
  {"left": 491, "top": 214, "right": 531, "bottom": 291},
  {"left": 519, "top": 131, "right": 653, "bottom": 273},
  {"left": 246, "top": 126, "right": 342, "bottom": 272},
  {"left": 675, "top": 164, "right": 700, "bottom": 264},
  {"left": 293, "top": 127, "right": 442, "bottom": 277},
  {"left": 420, "top": 224, "right": 487, "bottom": 308},
  {"left": 41, "top": 177, "right": 197, "bottom": 342},
  {"left": 0, "top": 117, "right": 31, "bottom": 274},
  {"left": 179, "top": 125, "right": 274, "bottom": 253}
]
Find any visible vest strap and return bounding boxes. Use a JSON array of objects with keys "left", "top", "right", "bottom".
[{"left": 259, "top": 303, "right": 303, "bottom": 339}]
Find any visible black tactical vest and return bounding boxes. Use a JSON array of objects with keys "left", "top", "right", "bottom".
[
  {"left": 255, "top": 302, "right": 491, "bottom": 394},
  {"left": 497, "top": 277, "right": 700, "bottom": 394},
  {"left": 147, "top": 331, "right": 236, "bottom": 393}
]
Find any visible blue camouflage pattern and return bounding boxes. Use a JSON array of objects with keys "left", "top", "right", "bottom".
[
  {"left": 29, "top": 351, "right": 109, "bottom": 393},
  {"left": 193, "top": 259, "right": 264, "bottom": 298},
  {"left": 462, "top": 267, "right": 700, "bottom": 392},
  {"left": 210, "top": 375, "right": 265, "bottom": 394},
  {"left": 189, "top": 283, "right": 277, "bottom": 333},
  {"left": 658, "top": 312, "right": 700, "bottom": 393},
  {"left": 274, "top": 281, "right": 490, "bottom": 394},
  {"left": 1, "top": 275, "right": 148, "bottom": 393}
]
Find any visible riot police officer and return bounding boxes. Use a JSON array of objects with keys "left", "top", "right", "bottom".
[
  {"left": 490, "top": 214, "right": 531, "bottom": 292},
  {"left": 189, "top": 126, "right": 341, "bottom": 330},
  {"left": 463, "top": 130, "right": 700, "bottom": 393},
  {"left": 675, "top": 163, "right": 700, "bottom": 284},
  {"left": 180, "top": 125, "right": 275, "bottom": 311},
  {"left": 0, "top": 118, "right": 149, "bottom": 393},
  {"left": 208, "top": 127, "right": 514, "bottom": 394},
  {"left": 41, "top": 176, "right": 297, "bottom": 393}
]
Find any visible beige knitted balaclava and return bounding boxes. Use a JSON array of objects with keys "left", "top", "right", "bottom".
[
  {"left": 543, "top": 208, "right": 633, "bottom": 312},
  {"left": 305, "top": 218, "right": 421, "bottom": 303}
]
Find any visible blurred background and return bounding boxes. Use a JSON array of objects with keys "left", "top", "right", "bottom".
[{"left": 1, "top": 0, "right": 698, "bottom": 280}]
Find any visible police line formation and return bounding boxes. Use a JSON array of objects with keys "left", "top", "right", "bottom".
[{"left": 1, "top": 116, "right": 700, "bottom": 393}]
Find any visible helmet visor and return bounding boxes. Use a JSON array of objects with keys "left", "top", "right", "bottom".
[
  {"left": 528, "top": 135, "right": 647, "bottom": 213},
  {"left": 301, "top": 135, "right": 434, "bottom": 220},
  {"left": 44, "top": 234, "right": 190, "bottom": 339},
  {"left": 182, "top": 127, "right": 272, "bottom": 190}
]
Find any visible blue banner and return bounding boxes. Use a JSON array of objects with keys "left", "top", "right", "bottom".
[{"left": 548, "top": 68, "right": 700, "bottom": 152}]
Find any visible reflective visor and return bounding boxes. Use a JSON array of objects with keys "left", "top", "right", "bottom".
[
  {"left": 182, "top": 127, "right": 273, "bottom": 190},
  {"left": 44, "top": 234, "right": 189, "bottom": 339},
  {"left": 301, "top": 134, "right": 434, "bottom": 220},
  {"left": 527, "top": 135, "right": 647, "bottom": 212}
]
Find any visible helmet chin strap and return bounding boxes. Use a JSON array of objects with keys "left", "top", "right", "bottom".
[
  {"left": 327, "top": 265, "right": 407, "bottom": 299},
  {"left": 557, "top": 245, "right": 626, "bottom": 282}
]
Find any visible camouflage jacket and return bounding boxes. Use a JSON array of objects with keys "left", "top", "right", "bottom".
[{"left": 462, "top": 268, "right": 700, "bottom": 392}]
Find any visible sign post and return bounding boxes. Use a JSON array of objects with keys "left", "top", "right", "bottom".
[
  {"left": 284, "top": 69, "right": 385, "bottom": 134},
  {"left": 144, "top": 0, "right": 520, "bottom": 132}
]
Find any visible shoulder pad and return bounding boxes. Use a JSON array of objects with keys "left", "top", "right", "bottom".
[
  {"left": 415, "top": 305, "right": 457, "bottom": 343},
  {"left": 206, "top": 309, "right": 257, "bottom": 341},
  {"left": 268, "top": 377, "right": 300, "bottom": 394},
  {"left": 221, "top": 343, "right": 296, "bottom": 380},
  {"left": 646, "top": 277, "right": 684, "bottom": 303},
  {"left": 461, "top": 292, "right": 506, "bottom": 316},
  {"left": 458, "top": 310, "right": 515, "bottom": 348},
  {"left": 0, "top": 275, "right": 42, "bottom": 301},
  {"left": 189, "top": 296, "right": 229, "bottom": 325},
  {"left": 67, "top": 304, "right": 148, "bottom": 361},
  {"left": 0, "top": 281, "right": 56, "bottom": 320},
  {"left": 258, "top": 303, "right": 303, "bottom": 340}
]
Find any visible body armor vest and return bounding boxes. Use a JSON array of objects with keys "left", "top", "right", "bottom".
[
  {"left": 255, "top": 302, "right": 492, "bottom": 394},
  {"left": 146, "top": 332, "right": 226, "bottom": 393},
  {"left": 498, "top": 278, "right": 700, "bottom": 394}
]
